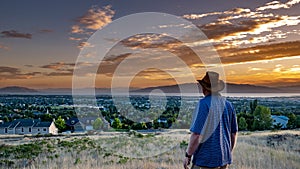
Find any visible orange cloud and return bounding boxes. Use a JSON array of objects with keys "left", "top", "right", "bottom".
[
  {"left": 40, "top": 62, "right": 75, "bottom": 70},
  {"left": 40, "top": 62, "right": 75, "bottom": 76},
  {"left": 69, "top": 5, "right": 115, "bottom": 49},
  {"left": 182, "top": 2, "right": 300, "bottom": 49},
  {"left": 76, "top": 5, "right": 115, "bottom": 30},
  {"left": 71, "top": 25, "right": 84, "bottom": 34},
  {"left": 0, "top": 66, "right": 41, "bottom": 80},
  {"left": 218, "top": 41, "right": 300, "bottom": 64}
]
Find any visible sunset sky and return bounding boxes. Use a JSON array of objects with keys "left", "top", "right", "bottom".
[{"left": 0, "top": 0, "right": 299, "bottom": 89}]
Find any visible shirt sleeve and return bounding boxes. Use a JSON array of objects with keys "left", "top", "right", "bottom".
[{"left": 190, "top": 100, "right": 209, "bottom": 134}]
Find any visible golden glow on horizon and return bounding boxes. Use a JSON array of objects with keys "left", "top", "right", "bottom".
[
  {"left": 224, "top": 55, "right": 300, "bottom": 86},
  {"left": 1, "top": 55, "right": 299, "bottom": 89}
]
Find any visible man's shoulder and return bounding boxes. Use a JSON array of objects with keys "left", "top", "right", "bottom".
[
  {"left": 199, "top": 95, "right": 211, "bottom": 103},
  {"left": 224, "top": 99, "right": 235, "bottom": 110}
]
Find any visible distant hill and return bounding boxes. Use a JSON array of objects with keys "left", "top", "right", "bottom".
[
  {"left": 0, "top": 86, "right": 38, "bottom": 94},
  {"left": 1, "top": 83, "right": 299, "bottom": 95},
  {"left": 35, "top": 88, "right": 112, "bottom": 95},
  {"left": 134, "top": 83, "right": 298, "bottom": 93},
  {"left": 281, "top": 85, "right": 300, "bottom": 93},
  {"left": 226, "top": 83, "right": 282, "bottom": 93}
]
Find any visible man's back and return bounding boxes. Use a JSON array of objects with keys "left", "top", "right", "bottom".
[
  {"left": 183, "top": 71, "right": 238, "bottom": 169},
  {"left": 190, "top": 94, "right": 238, "bottom": 168}
]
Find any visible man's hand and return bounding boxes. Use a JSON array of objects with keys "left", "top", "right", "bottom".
[{"left": 183, "top": 157, "right": 191, "bottom": 169}]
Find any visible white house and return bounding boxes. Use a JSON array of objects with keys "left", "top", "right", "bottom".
[{"left": 0, "top": 119, "right": 58, "bottom": 135}]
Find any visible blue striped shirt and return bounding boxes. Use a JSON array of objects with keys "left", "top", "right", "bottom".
[{"left": 190, "top": 94, "right": 238, "bottom": 168}]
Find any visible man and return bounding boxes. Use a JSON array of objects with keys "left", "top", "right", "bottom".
[{"left": 183, "top": 71, "right": 238, "bottom": 169}]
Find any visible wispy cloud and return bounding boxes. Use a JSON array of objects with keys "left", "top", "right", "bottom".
[
  {"left": 201, "top": 15, "right": 300, "bottom": 45},
  {"left": 103, "top": 53, "right": 132, "bottom": 64},
  {"left": 182, "top": 1, "right": 300, "bottom": 49},
  {"left": 219, "top": 41, "right": 300, "bottom": 64},
  {"left": 40, "top": 62, "right": 75, "bottom": 77},
  {"left": 69, "top": 5, "right": 115, "bottom": 49},
  {"left": 119, "top": 34, "right": 204, "bottom": 68},
  {"left": 75, "top": 5, "right": 115, "bottom": 31},
  {"left": 77, "top": 42, "right": 93, "bottom": 49},
  {"left": 1, "top": 30, "right": 32, "bottom": 39},
  {"left": 69, "top": 37, "right": 82, "bottom": 41},
  {"left": 183, "top": 8, "right": 252, "bottom": 20},
  {"left": 38, "top": 29, "right": 53, "bottom": 33},
  {"left": 40, "top": 62, "right": 75, "bottom": 71},
  {"left": 108, "top": 32, "right": 299, "bottom": 73},
  {"left": 183, "top": 11, "right": 222, "bottom": 20},
  {"left": 121, "top": 34, "right": 181, "bottom": 50},
  {"left": 71, "top": 25, "right": 85, "bottom": 34},
  {"left": 0, "top": 66, "right": 19, "bottom": 75},
  {"left": 0, "top": 66, "right": 41, "bottom": 80},
  {"left": 135, "top": 68, "right": 182, "bottom": 81},
  {"left": 45, "top": 71, "right": 73, "bottom": 76},
  {"left": 256, "top": 0, "right": 300, "bottom": 11}
]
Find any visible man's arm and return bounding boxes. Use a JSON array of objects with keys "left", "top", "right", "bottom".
[
  {"left": 231, "top": 132, "right": 237, "bottom": 151},
  {"left": 183, "top": 132, "right": 202, "bottom": 169},
  {"left": 186, "top": 132, "right": 202, "bottom": 155}
]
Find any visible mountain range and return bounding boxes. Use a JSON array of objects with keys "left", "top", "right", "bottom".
[
  {"left": 134, "top": 83, "right": 300, "bottom": 93},
  {"left": 0, "top": 83, "right": 300, "bottom": 95},
  {"left": 0, "top": 86, "right": 39, "bottom": 94}
]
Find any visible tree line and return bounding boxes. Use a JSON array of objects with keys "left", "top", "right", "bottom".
[{"left": 237, "top": 99, "right": 300, "bottom": 131}]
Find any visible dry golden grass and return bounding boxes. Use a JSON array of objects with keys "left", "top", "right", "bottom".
[{"left": 1, "top": 129, "right": 299, "bottom": 169}]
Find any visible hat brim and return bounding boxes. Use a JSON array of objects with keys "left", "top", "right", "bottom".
[{"left": 197, "top": 80, "right": 225, "bottom": 92}]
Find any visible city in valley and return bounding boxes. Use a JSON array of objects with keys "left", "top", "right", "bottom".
[
  {"left": 0, "top": 94, "right": 299, "bottom": 134},
  {"left": 0, "top": 94, "right": 299, "bottom": 169}
]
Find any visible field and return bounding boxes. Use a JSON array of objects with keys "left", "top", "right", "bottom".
[{"left": 0, "top": 130, "right": 299, "bottom": 169}]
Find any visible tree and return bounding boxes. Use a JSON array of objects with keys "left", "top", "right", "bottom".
[
  {"left": 237, "top": 112, "right": 254, "bottom": 131},
  {"left": 54, "top": 116, "right": 66, "bottom": 132},
  {"left": 286, "top": 113, "right": 297, "bottom": 129},
  {"left": 238, "top": 117, "right": 248, "bottom": 130},
  {"left": 273, "top": 123, "right": 283, "bottom": 130},
  {"left": 250, "top": 99, "right": 258, "bottom": 114},
  {"left": 296, "top": 115, "right": 300, "bottom": 128},
  {"left": 24, "top": 110, "right": 34, "bottom": 118},
  {"left": 3, "top": 116, "right": 9, "bottom": 122},
  {"left": 153, "top": 119, "right": 159, "bottom": 129},
  {"left": 92, "top": 117, "right": 104, "bottom": 130},
  {"left": 252, "top": 105, "right": 273, "bottom": 130},
  {"left": 41, "top": 113, "right": 53, "bottom": 122},
  {"left": 112, "top": 118, "right": 122, "bottom": 129},
  {"left": 131, "top": 122, "right": 147, "bottom": 130}
]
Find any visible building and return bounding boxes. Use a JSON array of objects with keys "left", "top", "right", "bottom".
[
  {"left": 271, "top": 115, "right": 289, "bottom": 129},
  {"left": 0, "top": 119, "right": 58, "bottom": 135},
  {"left": 66, "top": 117, "right": 84, "bottom": 133},
  {"left": 68, "top": 117, "right": 110, "bottom": 132}
]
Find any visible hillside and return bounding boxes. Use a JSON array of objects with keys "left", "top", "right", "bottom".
[
  {"left": 0, "top": 86, "right": 38, "bottom": 94},
  {"left": 0, "top": 130, "right": 299, "bottom": 169}
]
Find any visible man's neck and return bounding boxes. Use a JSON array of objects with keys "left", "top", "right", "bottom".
[{"left": 203, "top": 90, "right": 211, "bottom": 96}]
